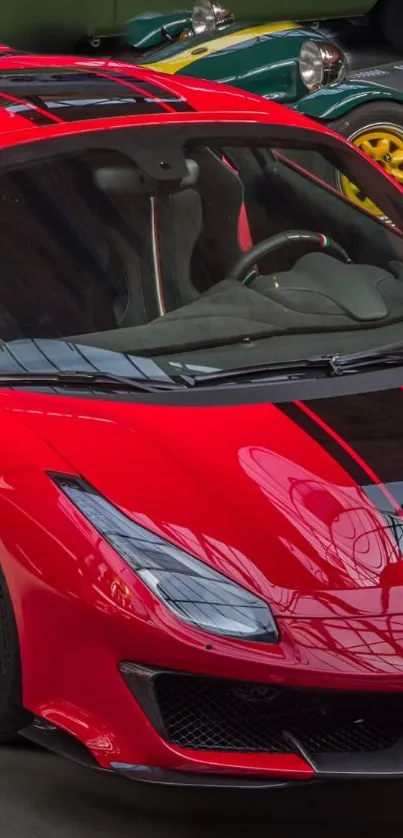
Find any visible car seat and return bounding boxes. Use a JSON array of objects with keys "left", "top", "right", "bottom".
[
  {"left": 91, "top": 148, "right": 254, "bottom": 328},
  {"left": 151, "top": 147, "right": 252, "bottom": 312}
]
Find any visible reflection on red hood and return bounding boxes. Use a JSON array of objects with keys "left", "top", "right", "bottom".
[{"left": 4, "top": 383, "right": 403, "bottom": 621}]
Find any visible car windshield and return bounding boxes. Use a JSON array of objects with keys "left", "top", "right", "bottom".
[{"left": 2, "top": 121, "right": 403, "bottom": 382}]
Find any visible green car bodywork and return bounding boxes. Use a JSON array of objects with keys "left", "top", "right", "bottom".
[
  {"left": 133, "top": 21, "right": 340, "bottom": 101},
  {"left": 296, "top": 64, "right": 403, "bottom": 122},
  {"left": 126, "top": 11, "right": 195, "bottom": 49}
]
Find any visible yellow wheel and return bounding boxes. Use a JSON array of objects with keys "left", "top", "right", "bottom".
[{"left": 339, "top": 123, "right": 403, "bottom": 216}]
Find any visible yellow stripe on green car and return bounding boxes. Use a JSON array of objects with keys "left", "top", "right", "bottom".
[{"left": 142, "top": 21, "right": 300, "bottom": 75}]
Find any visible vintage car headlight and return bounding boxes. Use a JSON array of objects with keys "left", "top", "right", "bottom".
[
  {"left": 299, "top": 39, "right": 346, "bottom": 92},
  {"left": 192, "top": 0, "right": 234, "bottom": 35},
  {"left": 51, "top": 474, "right": 278, "bottom": 644}
]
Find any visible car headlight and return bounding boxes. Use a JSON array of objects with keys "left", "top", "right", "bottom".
[
  {"left": 299, "top": 39, "right": 346, "bottom": 92},
  {"left": 192, "top": 0, "right": 234, "bottom": 35},
  {"left": 51, "top": 474, "right": 278, "bottom": 644}
]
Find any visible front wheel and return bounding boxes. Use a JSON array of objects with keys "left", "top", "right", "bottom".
[
  {"left": 0, "top": 568, "right": 31, "bottom": 742},
  {"left": 327, "top": 102, "right": 403, "bottom": 215}
]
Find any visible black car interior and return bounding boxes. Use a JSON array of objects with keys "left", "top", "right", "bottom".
[{"left": 0, "top": 141, "right": 403, "bottom": 357}]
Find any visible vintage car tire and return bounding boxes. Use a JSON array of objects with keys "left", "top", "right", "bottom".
[
  {"left": 377, "top": 0, "right": 403, "bottom": 54},
  {"left": 326, "top": 102, "right": 403, "bottom": 214}
]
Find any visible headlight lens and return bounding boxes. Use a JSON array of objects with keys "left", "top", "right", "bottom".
[
  {"left": 192, "top": 0, "right": 234, "bottom": 35},
  {"left": 52, "top": 474, "right": 278, "bottom": 644},
  {"left": 299, "top": 39, "right": 346, "bottom": 92}
]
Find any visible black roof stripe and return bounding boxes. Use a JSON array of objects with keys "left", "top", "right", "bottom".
[
  {"left": 0, "top": 69, "right": 191, "bottom": 123},
  {"left": 0, "top": 67, "right": 194, "bottom": 124},
  {"left": 0, "top": 70, "right": 138, "bottom": 99},
  {"left": 167, "top": 100, "right": 196, "bottom": 112},
  {"left": 102, "top": 70, "right": 195, "bottom": 111},
  {"left": 33, "top": 96, "right": 166, "bottom": 123},
  {"left": 0, "top": 94, "right": 56, "bottom": 125}
]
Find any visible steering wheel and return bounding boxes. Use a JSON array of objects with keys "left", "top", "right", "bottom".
[{"left": 226, "top": 230, "right": 351, "bottom": 284}]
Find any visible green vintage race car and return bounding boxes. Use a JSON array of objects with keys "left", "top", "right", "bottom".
[
  {"left": 125, "top": 0, "right": 403, "bottom": 57},
  {"left": 129, "top": 14, "right": 348, "bottom": 100},
  {"left": 124, "top": 3, "right": 403, "bottom": 215}
]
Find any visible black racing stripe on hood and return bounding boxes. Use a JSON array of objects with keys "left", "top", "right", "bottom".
[
  {"left": 305, "top": 389, "right": 403, "bottom": 499},
  {"left": 280, "top": 393, "right": 403, "bottom": 553}
]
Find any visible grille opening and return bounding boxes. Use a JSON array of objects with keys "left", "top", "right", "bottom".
[{"left": 153, "top": 673, "right": 403, "bottom": 754}]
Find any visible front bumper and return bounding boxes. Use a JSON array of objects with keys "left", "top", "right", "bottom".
[
  {"left": 21, "top": 699, "right": 403, "bottom": 789},
  {"left": 112, "top": 734, "right": 403, "bottom": 786},
  {"left": 112, "top": 736, "right": 403, "bottom": 785},
  {"left": 110, "top": 663, "right": 403, "bottom": 786},
  {"left": 111, "top": 763, "right": 306, "bottom": 788},
  {"left": 20, "top": 716, "right": 313, "bottom": 789}
]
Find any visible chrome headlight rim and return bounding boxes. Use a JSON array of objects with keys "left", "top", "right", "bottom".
[
  {"left": 299, "top": 38, "right": 347, "bottom": 92},
  {"left": 192, "top": 0, "right": 234, "bottom": 36}
]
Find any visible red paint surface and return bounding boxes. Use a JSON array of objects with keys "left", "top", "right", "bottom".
[
  {"left": 0, "top": 386, "right": 403, "bottom": 774},
  {"left": 0, "top": 50, "right": 400, "bottom": 780}
]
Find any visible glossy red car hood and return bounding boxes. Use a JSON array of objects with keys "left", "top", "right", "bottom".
[{"left": 11, "top": 384, "right": 403, "bottom": 620}]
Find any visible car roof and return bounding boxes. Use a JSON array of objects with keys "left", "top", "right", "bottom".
[{"left": 0, "top": 49, "right": 332, "bottom": 149}]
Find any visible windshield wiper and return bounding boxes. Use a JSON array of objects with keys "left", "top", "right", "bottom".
[
  {"left": 325, "top": 344, "right": 403, "bottom": 373},
  {"left": 189, "top": 356, "right": 343, "bottom": 386},
  {"left": 191, "top": 345, "right": 403, "bottom": 386},
  {"left": 0, "top": 370, "right": 185, "bottom": 393}
]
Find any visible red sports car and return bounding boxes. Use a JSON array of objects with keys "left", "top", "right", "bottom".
[{"left": 1, "top": 50, "right": 403, "bottom": 790}]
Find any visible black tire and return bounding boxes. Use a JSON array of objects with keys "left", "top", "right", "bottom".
[
  {"left": 0, "top": 568, "right": 31, "bottom": 742},
  {"left": 377, "top": 0, "right": 403, "bottom": 54},
  {"left": 326, "top": 101, "right": 403, "bottom": 207},
  {"left": 328, "top": 101, "right": 403, "bottom": 150}
]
